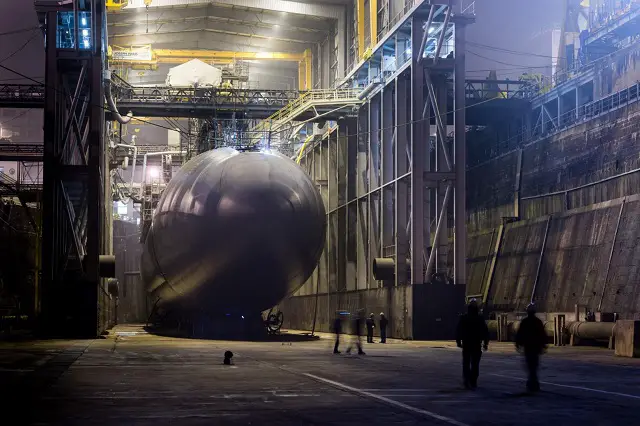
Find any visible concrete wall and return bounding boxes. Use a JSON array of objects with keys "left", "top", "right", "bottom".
[
  {"left": 468, "top": 94, "right": 640, "bottom": 232},
  {"left": 476, "top": 195, "right": 640, "bottom": 319}
]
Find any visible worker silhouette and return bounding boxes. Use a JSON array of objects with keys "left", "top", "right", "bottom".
[
  {"left": 346, "top": 310, "right": 366, "bottom": 355},
  {"left": 379, "top": 313, "right": 388, "bottom": 343},
  {"left": 456, "top": 299, "right": 489, "bottom": 389},
  {"left": 515, "top": 303, "right": 547, "bottom": 392},
  {"left": 366, "top": 313, "right": 376, "bottom": 343},
  {"left": 333, "top": 311, "right": 343, "bottom": 354}
]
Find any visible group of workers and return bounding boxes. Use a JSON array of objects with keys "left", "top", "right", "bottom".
[
  {"left": 456, "top": 299, "right": 547, "bottom": 392},
  {"left": 332, "top": 299, "right": 548, "bottom": 393},
  {"left": 333, "top": 310, "right": 388, "bottom": 355}
]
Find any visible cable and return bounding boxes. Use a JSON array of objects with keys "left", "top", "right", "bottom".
[
  {"left": 0, "top": 76, "right": 44, "bottom": 83},
  {"left": 0, "top": 62, "right": 195, "bottom": 138},
  {"left": 0, "top": 31, "right": 40, "bottom": 64},
  {"left": 0, "top": 109, "right": 33, "bottom": 126},
  {"left": 0, "top": 26, "right": 41, "bottom": 38},
  {"left": 467, "top": 49, "right": 550, "bottom": 69},
  {"left": 467, "top": 41, "right": 560, "bottom": 60}
]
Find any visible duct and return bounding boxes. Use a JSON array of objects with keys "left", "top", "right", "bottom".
[
  {"left": 99, "top": 255, "right": 116, "bottom": 278},
  {"left": 372, "top": 257, "right": 411, "bottom": 281},
  {"left": 105, "top": 77, "right": 133, "bottom": 124}
]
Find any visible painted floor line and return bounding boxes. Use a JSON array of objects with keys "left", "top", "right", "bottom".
[
  {"left": 303, "top": 373, "right": 470, "bottom": 426},
  {"left": 489, "top": 373, "right": 640, "bottom": 400}
]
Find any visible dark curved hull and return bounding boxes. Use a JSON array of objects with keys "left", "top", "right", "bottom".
[{"left": 141, "top": 148, "right": 326, "bottom": 315}]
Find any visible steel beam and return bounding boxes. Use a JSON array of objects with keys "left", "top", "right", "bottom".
[
  {"left": 411, "top": 16, "right": 426, "bottom": 284},
  {"left": 357, "top": 0, "right": 366, "bottom": 58},
  {"left": 453, "top": 19, "right": 467, "bottom": 287}
]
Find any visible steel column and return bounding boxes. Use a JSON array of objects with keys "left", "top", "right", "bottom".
[
  {"left": 411, "top": 16, "right": 426, "bottom": 284},
  {"left": 453, "top": 19, "right": 467, "bottom": 287}
]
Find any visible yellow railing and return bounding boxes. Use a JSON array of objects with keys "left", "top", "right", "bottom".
[{"left": 252, "top": 88, "right": 362, "bottom": 135}]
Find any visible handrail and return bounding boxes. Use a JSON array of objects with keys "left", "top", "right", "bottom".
[
  {"left": 532, "top": 82, "right": 640, "bottom": 140},
  {"left": 251, "top": 88, "right": 363, "bottom": 134}
]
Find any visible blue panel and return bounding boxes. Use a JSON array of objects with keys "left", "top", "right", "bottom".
[
  {"left": 56, "top": 11, "right": 91, "bottom": 50},
  {"left": 56, "top": 11, "right": 75, "bottom": 49}
]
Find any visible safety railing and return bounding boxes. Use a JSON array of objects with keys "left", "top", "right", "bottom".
[
  {"left": 114, "top": 86, "right": 299, "bottom": 107},
  {"left": 0, "top": 84, "right": 45, "bottom": 106},
  {"left": 252, "top": 88, "right": 363, "bottom": 134},
  {"left": 463, "top": 80, "right": 538, "bottom": 101},
  {"left": 532, "top": 82, "right": 640, "bottom": 140},
  {"left": 0, "top": 143, "right": 43, "bottom": 158}
]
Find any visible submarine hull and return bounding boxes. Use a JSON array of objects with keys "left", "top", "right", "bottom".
[{"left": 141, "top": 148, "right": 326, "bottom": 316}]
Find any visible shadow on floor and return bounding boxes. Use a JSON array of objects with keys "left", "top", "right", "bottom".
[{"left": 143, "top": 325, "right": 320, "bottom": 342}]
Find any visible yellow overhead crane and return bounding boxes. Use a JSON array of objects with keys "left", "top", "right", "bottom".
[
  {"left": 106, "top": 0, "right": 151, "bottom": 11},
  {"left": 108, "top": 46, "right": 313, "bottom": 90}
]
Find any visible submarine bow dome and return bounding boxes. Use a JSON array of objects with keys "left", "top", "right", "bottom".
[{"left": 141, "top": 147, "right": 327, "bottom": 314}]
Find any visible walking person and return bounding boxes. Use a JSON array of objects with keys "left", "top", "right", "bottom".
[
  {"left": 346, "top": 309, "right": 366, "bottom": 355},
  {"left": 515, "top": 303, "right": 547, "bottom": 392},
  {"left": 366, "top": 313, "right": 376, "bottom": 343},
  {"left": 379, "top": 313, "right": 388, "bottom": 343},
  {"left": 456, "top": 299, "right": 489, "bottom": 389},
  {"left": 332, "top": 312, "right": 343, "bottom": 354}
]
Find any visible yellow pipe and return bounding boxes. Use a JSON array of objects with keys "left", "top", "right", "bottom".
[
  {"left": 370, "top": 0, "right": 377, "bottom": 47},
  {"left": 296, "top": 134, "right": 315, "bottom": 164},
  {"left": 357, "top": 0, "right": 366, "bottom": 58}
]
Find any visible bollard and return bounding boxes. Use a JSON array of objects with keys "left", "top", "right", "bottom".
[{"left": 554, "top": 314, "right": 565, "bottom": 346}]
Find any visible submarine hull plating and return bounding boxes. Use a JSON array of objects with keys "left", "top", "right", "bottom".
[{"left": 141, "top": 148, "right": 326, "bottom": 315}]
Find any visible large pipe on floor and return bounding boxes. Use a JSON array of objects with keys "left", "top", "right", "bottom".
[{"left": 486, "top": 319, "right": 616, "bottom": 341}]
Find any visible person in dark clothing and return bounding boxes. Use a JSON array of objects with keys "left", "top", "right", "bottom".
[
  {"left": 515, "top": 303, "right": 547, "bottom": 392},
  {"left": 333, "top": 312, "right": 343, "bottom": 354},
  {"left": 366, "top": 313, "right": 376, "bottom": 343},
  {"left": 456, "top": 299, "right": 489, "bottom": 389},
  {"left": 379, "top": 313, "right": 388, "bottom": 343},
  {"left": 346, "top": 310, "right": 366, "bottom": 355}
]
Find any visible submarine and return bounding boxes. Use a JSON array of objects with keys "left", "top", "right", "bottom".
[{"left": 141, "top": 147, "right": 326, "bottom": 326}]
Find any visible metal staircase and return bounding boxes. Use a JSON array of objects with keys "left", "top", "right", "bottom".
[{"left": 249, "top": 88, "right": 363, "bottom": 146}]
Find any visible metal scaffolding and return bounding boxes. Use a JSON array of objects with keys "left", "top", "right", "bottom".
[
  {"left": 36, "top": 0, "right": 115, "bottom": 337},
  {"left": 294, "top": 1, "right": 474, "bottom": 339}
]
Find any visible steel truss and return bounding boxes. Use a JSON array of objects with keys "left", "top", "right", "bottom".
[
  {"left": 38, "top": 0, "right": 112, "bottom": 337},
  {"left": 296, "top": 2, "right": 473, "bottom": 339}
]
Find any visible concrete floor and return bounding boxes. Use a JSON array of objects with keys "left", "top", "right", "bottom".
[{"left": 2, "top": 325, "right": 640, "bottom": 426}]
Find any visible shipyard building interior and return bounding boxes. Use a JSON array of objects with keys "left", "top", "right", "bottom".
[{"left": 2, "top": 0, "right": 640, "bottom": 425}]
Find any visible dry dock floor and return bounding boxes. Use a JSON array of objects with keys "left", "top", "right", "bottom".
[{"left": 1, "top": 324, "right": 640, "bottom": 425}]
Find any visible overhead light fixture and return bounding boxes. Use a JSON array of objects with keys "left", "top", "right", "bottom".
[{"left": 273, "top": 24, "right": 280, "bottom": 29}]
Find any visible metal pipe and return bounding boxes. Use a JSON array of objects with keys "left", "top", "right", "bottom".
[
  {"left": 424, "top": 183, "right": 452, "bottom": 282},
  {"left": 141, "top": 151, "right": 185, "bottom": 186},
  {"left": 114, "top": 143, "right": 137, "bottom": 195},
  {"left": 104, "top": 74, "right": 133, "bottom": 125},
  {"left": 486, "top": 319, "right": 616, "bottom": 341}
]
